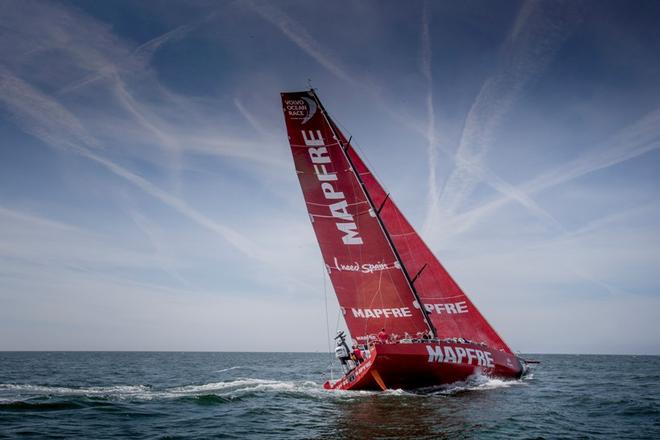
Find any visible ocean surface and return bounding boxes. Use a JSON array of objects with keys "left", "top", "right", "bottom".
[{"left": 0, "top": 352, "right": 658, "bottom": 439}]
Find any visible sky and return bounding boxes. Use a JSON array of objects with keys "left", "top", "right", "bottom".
[{"left": 0, "top": 0, "right": 659, "bottom": 354}]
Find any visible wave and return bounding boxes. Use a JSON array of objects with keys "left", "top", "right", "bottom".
[
  {"left": 417, "top": 373, "right": 529, "bottom": 396},
  {"left": 0, "top": 383, "right": 151, "bottom": 397},
  {"left": 0, "top": 379, "right": 331, "bottom": 402},
  {"left": 0, "top": 374, "right": 527, "bottom": 405},
  {"left": 170, "top": 378, "right": 305, "bottom": 395},
  {"left": 213, "top": 366, "right": 245, "bottom": 373}
]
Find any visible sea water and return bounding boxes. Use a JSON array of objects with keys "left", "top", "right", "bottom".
[{"left": 0, "top": 352, "right": 658, "bottom": 439}]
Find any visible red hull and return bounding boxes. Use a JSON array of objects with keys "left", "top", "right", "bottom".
[{"left": 323, "top": 342, "right": 524, "bottom": 391}]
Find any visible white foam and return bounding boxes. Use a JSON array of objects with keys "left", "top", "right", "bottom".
[
  {"left": 382, "top": 388, "right": 411, "bottom": 396},
  {"left": 0, "top": 383, "right": 150, "bottom": 398},
  {"left": 168, "top": 378, "right": 299, "bottom": 396},
  {"left": 0, "top": 379, "right": 332, "bottom": 401},
  {"left": 214, "top": 366, "right": 244, "bottom": 373},
  {"left": 1, "top": 374, "right": 529, "bottom": 401},
  {"left": 423, "top": 373, "right": 527, "bottom": 395}
]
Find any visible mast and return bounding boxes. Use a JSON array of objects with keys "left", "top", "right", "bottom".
[{"left": 310, "top": 89, "right": 438, "bottom": 338}]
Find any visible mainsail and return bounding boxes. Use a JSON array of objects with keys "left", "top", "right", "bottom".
[
  {"left": 281, "top": 90, "right": 431, "bottom": 342},
  {"left": 281, "top": 89, "right": 509, "bottom": 352}
]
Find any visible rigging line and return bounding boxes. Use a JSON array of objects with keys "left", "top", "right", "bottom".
[
  {"left": 333, "top": 116, "right": 394, "bottom": 197},
  {"left": 376, "top": 193, "right": 390, "bottom": 214},
  {"left": 334, "top": 308, "right": 342, "bottom": 341},
  {"left": 328, "top": 307, "right": 342, "bottom": 381},
  {"left": 322, "top": 261, "right": 334, "bottom": 381}
]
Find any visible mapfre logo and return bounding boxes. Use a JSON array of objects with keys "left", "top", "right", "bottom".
[{"left": 284, "top": 96, "right": 317, "bottom": 124}]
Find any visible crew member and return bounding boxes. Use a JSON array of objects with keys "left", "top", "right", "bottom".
[
  {"left": 352, "top": 344, "right": 364, "bottom": 365},
  {"left": 378, "top": 328, "right": 388, "bottom": 344},
  {"left": 334, "top": 330, "right": 353, "bottom": 374},
  {"left": 335, "top": 340, "right": 351, "bottom": 374}
]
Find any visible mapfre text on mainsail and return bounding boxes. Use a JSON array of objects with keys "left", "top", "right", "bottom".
[{"left": 302, "top": 129, "right": 363, "bottom": 245}]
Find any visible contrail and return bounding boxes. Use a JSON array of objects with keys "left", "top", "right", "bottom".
[
  {"left": 426, "top": 1, "right": 579, "bottom": 235},
  {"left": 0, "top": 69, "right": 267, "bottom": 261},
  {"left": 0, "top": 206, "right": 84, "bottom": 233},
  {"left": 449, "top": 107, "right": 660, "bottom": 239},
  {"left": 58, "top": 14, "right": 215, "bottom": 96},
  {"left": 234, "top": 97, "right": 273, "bottom": 138},
  {"left": 420, "top": 1, "right": 441, "bottom": 233},
  {"left": 246, "top": 0, "right": 353, "bottom": 84}
]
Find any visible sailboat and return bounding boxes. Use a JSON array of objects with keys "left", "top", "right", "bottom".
[{"left": 281, "top": 89, "right": 526, "bottom": 391}]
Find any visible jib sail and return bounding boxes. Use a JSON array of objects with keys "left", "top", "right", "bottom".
[{"left": 341, "top": 124, "right": 513, "bottom": 353}]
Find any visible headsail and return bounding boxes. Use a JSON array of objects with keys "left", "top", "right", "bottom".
[
  {"left": 342, "top": 129, "right": 513, "bottom": 353},
  {"left": 281, "top": 90, "right": 430, "bottom": 343}
]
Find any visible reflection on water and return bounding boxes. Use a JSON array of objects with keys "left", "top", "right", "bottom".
[
  {"left": 317, "top": 375, "right": 527, "bottom": 439},
  {"left": 320, "top": 393, "right": 475, "bottom": 439}
]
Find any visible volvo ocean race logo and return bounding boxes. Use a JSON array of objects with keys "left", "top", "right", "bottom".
[{"left": 284, "top": 95, "right": 317, "bottom": 124}]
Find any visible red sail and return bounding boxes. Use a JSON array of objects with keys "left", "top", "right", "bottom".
[
  {"left": 343, "top": 142, "right": 513, "bottom": 353},
  {"left": 281, "top": 91, "right": 429, "bottom": 342},
  {"left": 308, "top": 112, "right": 512, "bottom": 353}
]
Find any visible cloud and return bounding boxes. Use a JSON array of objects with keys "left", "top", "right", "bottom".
[
  {"left": 451, "top": 107, "right": 660, "bottom": 238},
  {"left": 0, "top": 67, "right": 99, "bottom": 151},
  {"left": 246, "top": 0, "right": 353, "bottom": 84},
  {"left": 127, "top": 210, "right": 194, "bottom": 287},
  {"left": 0, "top": 68, "right": 267, "bottom": 261},
  {"left": 244, "top": 0, "right": 443, "bottom": 148},
  {"left": 57, "top": 10, "right": 215, "bottom": 95},
  {"left": 234, "top": 97, "right": 273, "bottom": 138},
  {"left": 0, "top": 205, "right": 161, "bottom": 271},
  {"left": 0, "top": 1, "right": 320, "bottom": 303},
  {"left": 0, "top": 205, "right": 83, "bottom": 233},
  {"left": 1, "top": 0, "right": 658, "bottom": 354},
  {"left": 0, "top": 268, "right": 331, "bottom": 351},
  {"left": 424, "top": 1, "right": 579, "bottom": 236},
  {"left": 1, "top": 1, "right": 283, "bottom": 172},
  {"left": 0, "top": 0, "right": 140, "bottom": 91},
  {"left": 106, "top": 73, "right": 289, "bottom": 169},
  {"left": 420, "top": 1, "right": 440, "bottom": 231}
]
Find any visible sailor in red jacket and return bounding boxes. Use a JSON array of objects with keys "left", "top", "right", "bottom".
[
  {"left": 352, "top": 344, "right": 364, "bottom": 365},
  {"left": 377, "top": 328, "right": 388, "bottom": 344}
]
